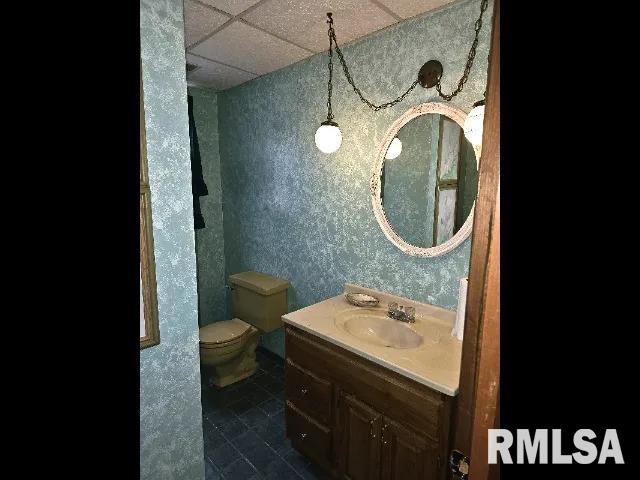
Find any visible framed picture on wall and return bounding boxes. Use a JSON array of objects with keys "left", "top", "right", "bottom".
[{"left": 140, "top": 75, "right": 160, "bottom": 350}]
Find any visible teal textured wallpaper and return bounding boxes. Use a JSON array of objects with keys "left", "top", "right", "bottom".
[
  {"left": 189, "top": 87, "right": 227, "bottom": 327},
  {"left": 218, "top": 0, "right": 493, "bottom": 357},
  {"left": 140, "top": 0, "right": 204, "bottom": 479}
]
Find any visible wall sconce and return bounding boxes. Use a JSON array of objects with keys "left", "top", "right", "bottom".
[{"left": 315, "top": 0, "right": 489, "bottom": 154}]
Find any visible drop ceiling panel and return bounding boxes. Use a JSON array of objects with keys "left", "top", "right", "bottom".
[
  {"left": 243, "top": 0, "right": 398, "bottom": 52},
  {"left": 186, "top": 54, "right": 257, "bottom": 90},
  {"left": 184, "top": 0, "right": 231, "bottom": 47},
  {"left": 199, "top": 0, "right": 265, "bottom": 16},
  {"left": 183, "top": 0, "right": 465, "bottom": 90},
  {"left": 375, "top": 0, "right": 457, "bottom": 20},
  {"left": 190, "top": 21, "right": 311, "bottom": 75}
]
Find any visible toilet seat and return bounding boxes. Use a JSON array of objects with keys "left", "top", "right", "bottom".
[{"left": 199, "top": 318, "right": 252, "bottom": 349}]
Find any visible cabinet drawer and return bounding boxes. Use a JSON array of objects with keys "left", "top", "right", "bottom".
[
  {"left": 285, "top": 359, "right": 332, "bottom": 424},
  {"left": 286, "top": 401, "right": 332, "bottom": 468}
]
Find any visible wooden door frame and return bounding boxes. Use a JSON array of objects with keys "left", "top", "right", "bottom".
[
  {"left": 451, "top": 0, "right": 500, "bottom": 478},
  {"left": 140, "top": 72, "right": 160, "bottom": 350}
]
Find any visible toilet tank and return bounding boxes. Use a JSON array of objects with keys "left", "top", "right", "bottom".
[{"left": 228, "top": 271, "right": 289, "bottom": 333}]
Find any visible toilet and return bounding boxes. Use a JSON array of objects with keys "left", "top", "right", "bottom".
[{"left": 199, "top": 271, "right": 289, "bottom": 388}]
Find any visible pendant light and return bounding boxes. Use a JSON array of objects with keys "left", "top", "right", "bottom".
[
  {"left": 315, "top": 121, "right": 342, "bottom": 154},
  {"left": 315, "top": 14, "right": 342, "bottom": 154}
]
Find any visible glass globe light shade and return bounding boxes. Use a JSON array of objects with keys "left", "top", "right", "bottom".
[
  {"left": 463, "top": 104, "right": 485, "bottom": 147},
  {"left": 385, "top": 137, "right": 402, "bottom": 160},
  {"left": 315, "top": 122, "right": 342, "bottom": 154}
]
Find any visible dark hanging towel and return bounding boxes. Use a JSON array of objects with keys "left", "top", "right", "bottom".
[{"left": 187, "top": 95, "right": 208, "bottom": 229}]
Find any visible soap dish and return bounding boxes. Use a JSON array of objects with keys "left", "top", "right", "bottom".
[{"left": 345, "top": 292, "right": 379, "bottom": 307}]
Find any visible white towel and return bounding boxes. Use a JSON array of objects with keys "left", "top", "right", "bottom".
[{"left": 452, "top": 277, "right": 468, "bottom": 341}]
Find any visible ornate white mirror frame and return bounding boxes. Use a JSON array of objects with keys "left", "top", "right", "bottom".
[{"left": 370, "top": 102, "right": 480, "bottom": 258}]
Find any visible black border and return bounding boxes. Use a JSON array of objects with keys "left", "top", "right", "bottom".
[
  {"left": 30, "top": 0, "right": 635, "bottom": 477},
  {"left": 40, "top": 1, "right": 141, "bottom": 476},
  {"left": 501, "top": 1, "right": 633, "bottom": 477}
]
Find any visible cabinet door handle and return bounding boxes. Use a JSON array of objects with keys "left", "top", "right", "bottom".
[
  {"left": 370, "top": 419, "right": 376, "bottom": 438},
  {"left": 301, "top": 387, "right": 308, "bottom": 395},
  {"left": 300, "top": 433, "right": 307, "bottom": 440},
  {"left": 382, "top": 424, "right": 388, "bottom": 445}
]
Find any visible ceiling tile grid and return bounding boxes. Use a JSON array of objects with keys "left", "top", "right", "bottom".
[
  {"left": 184, "top": 0, "right": 231, "bottom": 47},
  {"left": 376, "top": 0, "right": 457, "bottom": 19},
  {"left": 242, "top": 0, "right": 398, "bottom": 53},
  {"left": 199, "top": 0, "right": 266, "bottom": 16},
  {"left": 186, "top": 53, "right": 257, "bottom": 90},
  {"left": 190, "top": 21, "right": 310, "bottom": 75},
  {"left": 184, "top": 0, "right": 468, "bottom": 91}
]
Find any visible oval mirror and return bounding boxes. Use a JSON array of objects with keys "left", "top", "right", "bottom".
[{"left": 371, "top": 102, "right": 479, "bottom": 257}]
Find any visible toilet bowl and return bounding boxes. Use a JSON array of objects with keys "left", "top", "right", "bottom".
[
  {"left": 199, "top": 271, "right": 289, "bottom": 388},
  {"left": 200, "top": 318, "right": 259, "bottom": 387}
]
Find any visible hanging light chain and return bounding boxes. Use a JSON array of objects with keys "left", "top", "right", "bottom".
[
  {"left": 436, "top": 0, "right": 489, "bottom": 101},
  {"left": 326, "top": 14, "right": 335, "bottom": 122},
  {"left": 323, "top": 0, "right": 489, "bottom": 114},
  {"left": 328, "top": 19, "right": 419, "bottom": 112}
]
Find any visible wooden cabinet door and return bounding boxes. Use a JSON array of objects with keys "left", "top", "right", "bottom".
[
  {"left": 337, "top": 392, "right": 382, "bottom": 480},
  {"left": 380, "top": 417, "right": 440, "bottom": 480}
]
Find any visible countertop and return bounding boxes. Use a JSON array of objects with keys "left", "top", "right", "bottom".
[{"left": 282, "top": 284, "right": 463, "bottom": 396}]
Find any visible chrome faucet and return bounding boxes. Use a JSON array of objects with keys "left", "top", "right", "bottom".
[{"left": 387, "top": 302, "right": 415, "bottom": 323}]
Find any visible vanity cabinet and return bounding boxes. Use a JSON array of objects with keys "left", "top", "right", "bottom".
[
  {"left": 380, "top": 417, "right": 439, "bottom": 480},
  {"left": 338, "top": 392, "right": 382, "bottom": 480},
  {"left": 285, "top": 325, "right": 453, "bottom": 480},
  {"left": 286, "top": 401, "right": 333, "bottom": 468}
]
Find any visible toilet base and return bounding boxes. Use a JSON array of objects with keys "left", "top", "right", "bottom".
[
  {"left": 207, "top": 332, "right": 259, "bottom": 388},
  {"left": 211, "top": 354, "right": 258, "bottom": 388}
]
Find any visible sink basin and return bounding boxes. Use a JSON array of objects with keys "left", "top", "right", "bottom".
[{"left": 335, "top": 309, "right": 423, "bottom": 349}]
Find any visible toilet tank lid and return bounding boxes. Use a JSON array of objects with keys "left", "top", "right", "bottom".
[{"left": 228, "top": 271, "right": 289, "bottom": 296}]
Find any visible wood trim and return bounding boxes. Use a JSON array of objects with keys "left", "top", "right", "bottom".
[
  {"left": 467, "top": 1, "right": 500, "bottom": 476},
  {"left": 438, "top": 180, "right": 458, "bottom": 190},
  {"left": 452, "top": 0, "right": 500, "bottom": 477},
  {"left": 140, "top": 75, "right": 160, "bottom": 350},
  {"left": 140, "top": 189, "right": 160, "bottom": 349},
  {"left": 469, "top": 187, "right": 500, "bottom": 480}
]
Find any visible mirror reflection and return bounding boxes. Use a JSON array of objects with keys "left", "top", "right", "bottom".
[{"left": 381, "top": 113, "right": 478, "bottom": 248}]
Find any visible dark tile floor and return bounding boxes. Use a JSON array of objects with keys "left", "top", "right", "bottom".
[{"left": 201, "top": 348, "right": 330, "bottom": 479}]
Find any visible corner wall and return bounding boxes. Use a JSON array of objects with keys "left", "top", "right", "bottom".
[
  {"left": 189, "top": 87, "right": 227, "bottom": 327},
  {"left": 140, "top": 0, "right": 204, "bottom": 478}
]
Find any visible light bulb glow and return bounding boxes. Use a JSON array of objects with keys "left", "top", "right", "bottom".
[
  {"left": 385, "top": 137, "right": 402, "bottom": 160},
  {"left": 463, "top": 104, "right": 485, "bottom": 147},
  {"left": 315, "top": 123, "right": 342, "bottom": 154}
]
